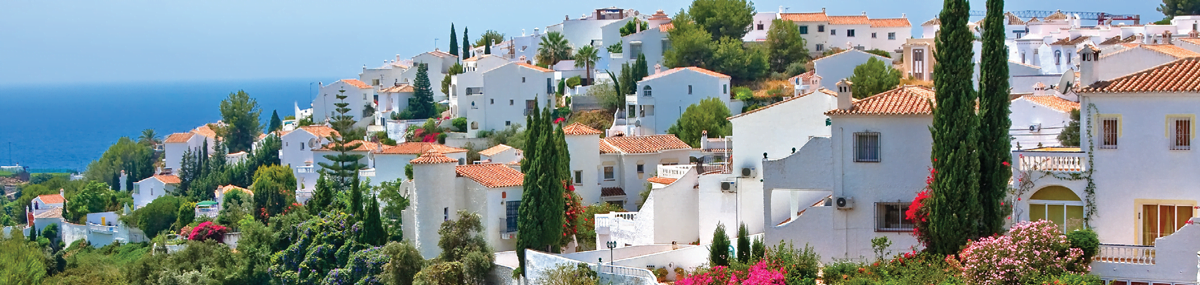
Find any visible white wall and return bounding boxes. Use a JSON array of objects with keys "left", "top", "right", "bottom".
[
  {"left": 567, "top": 134, "right": 603, "bottom": 205},
  {"left": 1010, "top": 97, "right": 1072, "bottom": 149},
  {"left": 313, "top": 81, "right": 373, "bottom": 127},
  {"left": 632, "top": 69, "right": 733, "bottom": 135},
  {"left": 463, "top": 63, "right": 556, "bottom": 137},
  {"left": 280, "top": 129, "right": 322, "bottom": 193},
  {"left": 814, "top": 50, "right": 892, "bottom": 91},
  {"left": 827, "top": 23, "right": 873, "bottom": 50},
  {"left": 405, "top": 161, "right": 459, "bottom": 259},
  {"left": 133, "top": 178, "right": 171, "bottom": 209}
]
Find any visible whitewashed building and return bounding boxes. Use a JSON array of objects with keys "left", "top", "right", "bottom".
[
  {"left": 454, "top": 62, "right": 556, "bottom": 137},
  {"left": 161, "top": 124, "right": 219, "bottom": 172},
  {"left": 813, "top": 49, "right": 894, "bottom": 91},
  {"left": 597, "top": 134, "right": 693, "bottom": 210},
  {"left": 279, "top": 125, "right": 338, "bottom": 198},
  {"left": 1009, "top": 93, "right": 1079, "bottom": 150},
  {"left": 132, "top": 174, "right": 180, "bottom": 209},
  {"left": 404, "top": 151, "right": 525, "bottom": 259},
  {"left": 371, "top": 142, "right": 468, "bottom": 186},
  {"left": 479, "top": 144, "right": 521, "bottom": 164},
  {"left": 616, "top": 67, "right": 737, "bottom": 136},
  {"left": 776, "top": 9, "right": 911, "bottom": 56},
  {"left": 312, "top": 79, "right": 375, "bottom": 128},
  {"left": 29, "top": 191, "right": 65, "bottom": 221}
]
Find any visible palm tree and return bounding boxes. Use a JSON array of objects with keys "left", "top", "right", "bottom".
[
  {"left": 536, "top": 32, "right": 573, "bottom": 66},
  {"left": 574, "top": 45, "right": 600, "bottom": 86},
  {"left": 139, "top": 129, "right": 160, "bottom": 147}
]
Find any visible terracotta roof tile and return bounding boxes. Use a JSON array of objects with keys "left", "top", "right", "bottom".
[
  {"left": 1142, "top": 44, "right": 1200, "bottom": 58},
  {"left": 428, "top": 50, "right": 457, "bottom": 58},
  {"left": 316, "top": 140, "right": 379, "bottom": 152},
  {"left": 647, "top": 176, "right": 677, "bottom": 185},
  {"left": 1081, "top": 58, "right": 1200, "bottom": 93},
  {"left": 1044, "top": 10, "right": 1068, "bottom": 21},
  {"left": 869, "top": 18, "right": 910, "bottom": 28},
  {"left": 516, "top": 62, "right": 554, "bottom": 73},
  {"left": 601, "top": 187, "right": 626, "bottom": 197},
  {"left": 1004, "top": 12, "right": 1026, "bottom": 25},
  {"left": 601, "top": 135, "right": 692, "bottom": 154},
  {"left": 659, "top": 22, "right": 674, "bottom": 32},
  {"left": 1010, "top": 60, "right": 1042, "bottom": 69},
  {"left": 730, "top": 88, "right": 839, "bottom": 120},
  {"left": 1180, "top": 38, "right": 1200, "bottom": 46},
  {"left": 455, "top": 163, "right": 524, "bottom": 188},
  {"left": 599, "top": 142, "right": 619, "bottom": 154},
  {"left": 217, "top": 185, "right": 253, "bottom": 196},
  {"left": 1099, "top": 35, "right": 1129, "bottom": 45},
  {"left": 410, "top": 149, "right": 459, "bottom": 164},
  {"left": 155, "top": 174, "right": 182, "bottom": 184},
  {"left": 826, "top": 85, "right": 936, "bottom": 116},
  {"left": 462, "top": 55, "right": 494, "bottom": 62},
  {"left": 922, "top": 17, "right": 940, "bottom": 26},
  {"left": 648, "top": 10, "right": 671, "bottom": 21},
  {"left": 1020, "top": 95, "right": 1079, "bottom": 113},
  {"left": 827, "top": 15, "right": 870, "bottom": 25},
  {"left": 1051, "top": 36, "right": 1090, "bottom": 46},
  {"left": 1026, "top": 17, "right": 1041, "bottom": 24},
  {"left": 781, "top": 12, "right": 828, "bottom": 22},
  {"left": 341, "top": 79, "right": 372, "bottom": 89},
  {"left": 377, "top": 142, "right": 467, "bottom": 155},
  {"left": 298, "top": 126, "right": 339, "bottom": 138},
  {"left": 37, "top": 194, "right": 65, "bottom": 204},
  {"left": 381, "top": 84, "right": 414, "bottom": 93},
  {"left": 164, "top": 132, "right": 195, "bottom": 143},
  {"left": 192, "top": 124, "right": 218, "bottom": 139},
  {"left": 34, "top": 207, "right": 63, "bottom": 219},
  {"left": 563, "top": 123, "right": 603, "bottom": 136},
  {"left": 641, "top": 67, "right": 730, "bottom": 82},
  {"left": 479, "top": 144, "right": 513, "bottom": 157}
]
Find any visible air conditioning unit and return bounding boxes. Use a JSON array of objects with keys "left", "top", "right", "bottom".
[
  {"left": 835, "top": 197, "right": 855, "bottom": 210},
  {"left": 1029, "top": 124, "right": 1042, "bottom": 132},
  {"left": 720, "top": 181, "right": 737, "bottom": 192},
  {"left": 740, "top": 167, "right": 757, "bottom": 178}
]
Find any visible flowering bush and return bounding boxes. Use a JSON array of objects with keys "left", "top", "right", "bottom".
[
  {"left": 678, "top": 261, "right": 787, "bottom": 285},
  {"left": 676, "top": 266, "right": 731, "bottom": 285},
  {"left": 907, "top": 167, "right": 936, "bottom": 246},
  {"left": 188, "top": 221, "right": 228, "bottom": 243},
  {"left": 957, "top": 220, "right": 1088, "bottom": 284}
]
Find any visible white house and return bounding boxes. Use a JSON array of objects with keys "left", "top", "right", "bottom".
[
  {"left": 602, "top": 10, "right": 673, "bottom": 76},
  {"left": 450, "top": 54, "right": 513, "bottom": 118},
  {"left": 162, "top": 124, "right": 220, "bottom": 172},
  {"left": 377, "top": 84, "right": 414, "bottom": 122},
  {"left": 546, "top": 7, "right": 634, "bottom": 53},
  {"left": 279, "top": 125, "right": 338, "bottom": 198},
  {"left": 312, "top": 79, "right": 375, "bottom": 128},
  {"left": 778, "top": 9, "right": 911, "bottom": 56},
  {"left": 813, "top": 49, "right": 893, "bottom": 91},
  {"left": 617, "top": 67, "right": 737, "bottom": 136},
  {"left": 29, "top": 191, "right": 65, "bottom": 221},
  {"left": 403, "top": 151, "right": 525, "bottom": 259},
  {"left": 761, "top": 84, "right": 935, "bottom": 262},
  {"left": 1010, "top": 93, "right": 1079, "bottom": 150},
  {"left": 311, "top": 140, "right": 380, "bottom": 180},
  {"left": 597, "top": 134, "right": 693, "bottom": 210},
  {"left": 455, "top": 62, "right": 556, "bottom": 137},
  {"left": 371, "top": 142, "right": 468, "bottom": 186},
  {"left": 359, "top": 56, "right": 412, "bottom": 90},
  {"left": 479, "top": 144, "right": 521, "bottom": 164},
  {"left": 133, "top": 174, "right": 180, "bottom": 209}
]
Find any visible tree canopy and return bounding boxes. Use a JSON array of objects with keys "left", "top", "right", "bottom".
[
  {"left": 84, "top": 137, "right": 154, "bottom": 191},
  {"left": 1158, "top": 0, "right": 1200, "bottom": 18},
  {"left": 214, "top": 90, "right": 263, "bottom": 153},
  {"left": 536, "top": 32, "right": 573, "bottom": 66},
  {"left": 516, "top": 101, "right": 568, "bottom": 276},
  {"left": 688, "top": 0, "right": 756, "bottom": 41},
  {"left": 475, "top": 30, "right": 506, "bottom": 47},
  {"left": 574, "top": 45, "right": 600, "bottom": 84},
  {"left": 619, "top": 19, "right": 650, "bottom": 37},
  {"left": 1057, "top": 109, "right": 1081, "bottom": 147},
  {"left": 765, "top": 18, "right": 809, "bottom": 73},
  {"left": 977, "top": 0, "right": 1014, "bottom": 238},
  {"left": 449, "top": 23, "right": 459, "bottom": 57},
  {"left": 847, "top": 57, "right": 903, "bottom": 99},
  {"left": 668, "top": 98, "right": 733, "bottom": 148},
  {"left": 402, "top": 63, "right": 438, "bottom": 120},
  {"left": 663, "top": 9, "right": 767, "bottom": 83},
  {"left": 268, "top": 110, "right": 282, "bottom": 133},
  {"left": 250, "top": 164, "right": 297, "bottom": 221}
]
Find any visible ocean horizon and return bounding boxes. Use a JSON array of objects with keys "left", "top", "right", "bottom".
[{"left": 0, "top": 78, "right": 335, "bottom": 172}]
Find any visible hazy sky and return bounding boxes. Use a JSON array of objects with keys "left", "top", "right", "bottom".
[{"left": 0, "top": 0, "right": 1160, "bottom": 85}]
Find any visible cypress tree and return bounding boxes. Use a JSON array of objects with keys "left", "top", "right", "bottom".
[
  {"left": 349, "top": 174, "right": 363, "bottom": 224},
  {"left": 269, "top": 110, "right": 283, "bottom": 133},
  {"left": 927, "top": 0, "right": 980, "bottom": 255},
  {"left": 317, "top": 90, "right": 365, "bottom": 190},
  {"left": 516, "top": 100, "right": 566, "bottom": 275},
  {"left": 449, "top": 23, "right": 459, "bottom": 57},
  {"left": 634, "top": 53, "right": 649, "bottom": 79},
  {"left": 362, "top": 194, "right": 386, "bottom": 246},
  {"left": 308, "top": 174, "right": 335, "bottom": 215},
  {"left": 462, "top": 27, "right": 471, "bottom": 59},
  {"left": 516, "top": 99, "right": 543, "bottom": 277},
  {"left": 484, "top": 41, "right": 491, "bottom": 55},
  {"left": 709, "top": 223, "right": 730, "bottom": 267},
  {"left": 29, "top": 221, "right": 38, "bottom": 242},
  {"left": 736, "top": 223, "right": 750, "bottom": 263},
  {"left": 977, "top": 0, "right": 1013, "bottom": 237}
]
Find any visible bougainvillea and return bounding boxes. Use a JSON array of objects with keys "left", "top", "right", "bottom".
[
  {"left": 956, "top": 220, "right": 1088, "bottom": 284},
  {"left": 677, "top": 261, "right": 786, "bottom": 285},
  {"left": 907, "top": 167, "right": 936, "bottom": 246},
  {"left": 188, "top": 221, "right": 228, "bottom": 243},
  {"left": 559, "top": 184, "right": 585, "bottom": 247}
]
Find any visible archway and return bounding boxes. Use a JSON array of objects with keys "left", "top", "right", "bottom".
[{"left": 1028, "top": 186, "right": 1084, "bottom": 232}]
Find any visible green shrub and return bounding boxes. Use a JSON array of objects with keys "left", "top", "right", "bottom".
[
  {"left": 767, "top": 241, "right": 821, "bottom": 283},
  {"left": 452, "top": 117, "right": 468, "bottom": 132},
  {"left": 821, "top": 261, "right": 863, "bottom": 285},
  {"left": 1036, "top": 273, "right": 1102, "bottom": 285},
  {"left": 709, "top": 223, "right": 731, "bottom": 267},
  {"left": 785, "top": 61, "right": 808, "bottom": 77},
  {"left": 436, "top": 133, "right": 448, "bottom": 144},
  {"left": 732, "top": 86, "right": 753, "bottom": 101},
  {"left": 566, "top": 76, "right": 582, "bottom": 89},
  {"left": 1067, "top": 229, "right": 1099, "bottom": 264}
]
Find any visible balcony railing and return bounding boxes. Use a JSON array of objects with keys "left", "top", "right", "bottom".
[
  {"left": 296, "top": 166, "right": 316, "bottom": 174},
  {"left": 1096, "top": 244, "right": 1155, "bottom": 265},
  {"left": 657, "top": 165, "right": 693, "bottom": 179},
  {"left": 1012, "top": 151, "right": 1087, "bottom": 173},
  {"left": 359, "top": 168, "right": 376, "bottom": 177},
  {"left": 89, "top": 224, "right": 117, "bottom": 234}
]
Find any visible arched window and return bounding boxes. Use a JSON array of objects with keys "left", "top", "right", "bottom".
[
  {"left": 1021, "top": 52, "right": 1026, "bottom": 64},
  {"left": 471, "top": 121, "right": 479, "bottom": 130},
  {"left": 1027, "top": 186, "right": 1084, "bottom": 233},
  {"left": 1054, "top": 50, "right": 1062, "bottom": 65},
  {"left": 643, "top": 86, "right": 652, "bottom": 97}
]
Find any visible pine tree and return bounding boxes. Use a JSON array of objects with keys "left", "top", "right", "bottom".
[
  {"left": 462, "top": 27, "right": 471, "bottom": 60},
  {"left": 403, "top": 63, "right": 437, "bottom": 119},
  {"left": 977, "top": 0, "right": 1013, "bottom": 237},
  {"left": 318, "top": 90, "right": 365, "bottom": 191},
  {"left": 736, "top": 223, "right": 750, "bottom": 263},
  {"left": 928, "top": 0, "right": 981, "bottom": 255},
  {"left": 308, "top": 174, "right": 335, "bottom": 215},
  {"left": 362, "top": 194, "right": 386, "bottom": 246},
  {"left": 269, "top": 110, "right": 283, "bottom": 133},
  {"left": 449, "top": 23, "right": 459, "bottom": 57}
]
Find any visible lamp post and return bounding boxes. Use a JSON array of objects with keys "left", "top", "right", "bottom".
[{"left": 606, "top": 240, "right": 617, "bottom": 273}]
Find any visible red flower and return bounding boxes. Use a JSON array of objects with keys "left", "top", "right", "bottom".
[
  {"left": 1002, "top": 161, "right": 1011, "bottom": 167},
  {"left": 554, "top": 117, "right": 566, "bottom": 124}
]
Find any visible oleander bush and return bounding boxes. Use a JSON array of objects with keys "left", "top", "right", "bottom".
[{"left": 955, "top": 220, "right": 1088, "bottom": 284}]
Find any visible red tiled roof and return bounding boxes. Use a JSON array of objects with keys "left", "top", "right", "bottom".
[
  {"left": 377, "top": 142, "right": 467, "bottom": 155},
  {"left": 479, "top": 144, "right": 513, "bottom": 157},
  {"left": 826, "top": 85, "right": 936, "bottom": 116},
  {"left": 1020, "top": 95, "right": 1079, "bottom": 113},
  {"left": 341, "top": 79, "right": 372, "bottom": 89},
  {"left": 37, "top": 194, "right": 65, "bottom": 204},
  {"left": 648, "top": 10, "right": 671, "bottom": 21},
  {"left": 659, "top": 22, "right": 674, "bottom": 32},
  {"left": 516, "top": 62, "right": 554, "bottom": 73},
  {"left": 563, "top": 123, "right": 603, "bottom": 136},
  {"left": 641, "top": 67, "right": 730, "bottom": 82},
  {"left": 462, "top": 54, "right": 494, "bottom": 62},
  {"left": 155, "top": 174, "right": 182, "bottom": 184},
  {"left": 455, "top": 163, "right": 524, "bottom": 188},
  {"left": 601, "top": 187, "right": 626, "bottom": 197},
  {"left": 1142, "top": 45, "right": 1200, "bottom": 58},
  {"left": 730, "top": 88, "right": 839, "bottom": 120},
  {"left": 601, "top": 135, "right": 692, "bottom": 154},
  {"left": 34, "top": 207, "right": 63, "bottom": 219},
  {"left": 1099, "top": 35, "right": 1136, "bottom": 45},
  {"left": 192, "top": 124, "right": 218, "bottom": 139},
  {"left": 1081, "top": 58, "right": 1200, "bottom": 93},
  {"left": 381, "top": 84, "right": 414, "bottom": 93},
  {"left": 869, "top": 18, "right": 910, "bottom": 28},
  {"left": 298, "top": 126, "right": 339, "bottom": 138},
  {"left": 1044, "top": 10, "right": 1068, "bottom": 21},
  {"left": 647, "top": 176, "right": 677, "bottom": 185},
  {"left": 781, "top": 12, "right": 828, "bottom": 22},
  {"left": 428, "top": 49, "right": 457, "bottom": 58},
  {"left": 410, "top": 149, "right": 458, "bottom": 164},
  {"left": 1179, "top": 38, "right": 1200, "bottom": 46},
  {"left": 599, "top": 142, "right": 619, "bottom": 154},
  {"left": 1004, "top": 12, "right": 1026, "bottom": 25},
  {"left": 827, "top": 15, "right": 870, "bottom": 25},
  {"left": 922, "top": 18, "right": 940, "bottom": 26},
  {"left": 1051, "top": 36, "right": 1090, "bottom": 46},
  {"left": 217, "top": 185, "right": 253, "bottom": 196},
  {"left": 164, "top": 132, "right": 195, "bottom": 143}
]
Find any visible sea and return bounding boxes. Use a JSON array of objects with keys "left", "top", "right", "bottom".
[{"left": 0, "top": 78, "right": 330, "bottom": 172}]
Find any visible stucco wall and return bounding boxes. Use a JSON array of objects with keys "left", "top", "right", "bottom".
[{"left": 814, "top": 50, "right": 892, "bottom": 91}]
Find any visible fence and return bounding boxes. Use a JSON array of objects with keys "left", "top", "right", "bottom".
[{"left": 1096, "top": 244, "right": 1156, "bottom": 265}]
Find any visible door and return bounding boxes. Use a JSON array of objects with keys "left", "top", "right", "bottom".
[{"left": 1140, "top": 204, "right": 1194, "bottom": 246}]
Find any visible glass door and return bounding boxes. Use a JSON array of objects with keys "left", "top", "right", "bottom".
[{"left": 1141, "top": 204, "right": 1195, "bottom": 246}]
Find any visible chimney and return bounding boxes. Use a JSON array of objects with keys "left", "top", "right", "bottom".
[
  {"left": 836, "top": 79, "right": 853, "bottom": 110},
  {"left": 654, "top": 63, "right": 662, "bottom": 74},
  {"left": 822, "top": 7, "right": 826, "bottom": 14},
  {"left": 119, "top": 170, "right": 128, "bottom": 191},
  {"left": 1079, "top": 45, "right": 1102, "bottom": 87},
  {"left": 59, "top": 188, "right": 64, "bottom": 199},
  {"left": 862, "top": 11, "right": 867, "bottom": 16},
  {"left": 778, "top": 5, "right": 783, "bottom": 14},
  {"left": 156, "top": 166, "right": 162, "bottom": 175},
  {"left": 1164, "top": 31, "right": 1174, "bottom": 44},
  {"left": 396, "top": 54, "right": 401, "bottom": 62},
  {"left": 700, "top": 130, "right": 709, "bottom": 150}
]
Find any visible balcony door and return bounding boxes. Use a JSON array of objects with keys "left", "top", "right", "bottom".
[
  {"left": 1027, "top": 186, "right": 1084, "bottom": 233},
  {"left": 1140, "top": 202, "right": 1195, "bottom": 246}
]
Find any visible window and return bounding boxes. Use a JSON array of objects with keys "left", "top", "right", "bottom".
[
  {"left": 1067, "top": 52, "right": 1072, "bottom": 64},
  {"left": 831, "top": 29, "right": 837, "bottom": 36},
  {"left": 547, "top": 78, "right": 554, "bottom": 94},
  {"left": 636, "top": 164, "right": 644, "bottom": 173},
  {"left": 799, "top": 25, "right": 809, "bottom": 34},
  {"left": 847, "top": 29, "right": 855, "bottom": 37},
  {"left": 1171, "top": 116, "right": 1192, "bottom": 150},
  {"left": 756, "top": 22, "right": 764, "bottom": 30},
  {"left": 490, "top": 99, "right": 494, "bottom": 104},
  {"left": 688, "top": 85, "right": 693, "bottom": 95},
  {"left": 888, "top": 32, "right": 896, "bottom": 40},
  {"left": 574, "top": 170, "right": 583, "bottom": 184},
  {"left": 509, "top": 99, "right": 514, "bottom": 105},
  {"left": 1028, "top": 186, "right": 1085, "bottom": 233},
  {"left": 300, "top": 143, "right": 304, "bottom": 150},
  {"left": 871, "top": 32, "right": 877, "bottom": 39},
  {"left": 723, "top": 84, "right": 728, "bottom": 94},
  {"left": 603, "top": 166, "right": 615, "bottom": 180},
  {"left": 816, "top": 44, "right": 824, "bottom": 51},
  {"left": 506, "top": 121, "right": 511, "bottom": 126},
  {"left": 1055, "top": 50, "right": 1062, "bottom": 65},
  {"left": 444, "top": 207, "right": 449, "bottom": 221},
  {"left": 817, "top": 25, "right": 825, "bottom": 32},
  {"left": 631, "top": 42, "right": 643, "bottom": 58},
  {"left": 640, "top": 105, "right": 654, "bottom": 117},
  {"left": 505, "top": 202, "right": 519, "bottom": 232},
  {"left": 471, "top": 122, "right": 479, "bottom": 129},
  {"left": 1021, "top": 52, "right": 1026, "bottom": 64},
  {"left": 372, "top": 79, "right": 380, "bottom": 86},
  {"left": 522, "top": 77, "right": 526, "bottom": 83},
  {"left": 1140, "top": 203, "right": 1194, "bottom": 245},
  {"left": 912, "top": 48, "right": 926, "bottom": 80},
  {"left": 643, "top": 86, "right": 652, "bottom": 97},
  {"left": 854, "top": 132, "right": 880, "bottom": 162},
  {"left": 875, "top": 203, "right": 915, "bottom": 232},
  {"left": 1100, "top": 117, "right": 1119, "bottom": 149},
  {"left": 458, "top": 158, "right": 466, "bottom": 165},
  {"left": 466, "top": 87, "right": 483, "bottom": 95}
]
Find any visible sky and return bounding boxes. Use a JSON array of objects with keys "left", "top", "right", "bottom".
[{"left": 0, "top": 0, "right": 1161, "bottom": 86}]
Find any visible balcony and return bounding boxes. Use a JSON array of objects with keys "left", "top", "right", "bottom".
[
  {"left": 1096, "top": 244, "right": 1155, "bottom": 265},
  {"left": 657, "top": 165, "right": 693, "bottom": 179},
  {"left": 1012, "top": 148, "right": 1087, "bottom": 173},
  {"left": 88, "top": 224, "right": 117, "bottom": 234},
  {"left": 296, "top": 166, "right": 316, "bottom": 174},
  {"left": 359, "top": 168, "right": 376, "bottom": 177}
]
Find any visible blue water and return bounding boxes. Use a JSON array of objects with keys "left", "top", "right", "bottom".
[{"left": 0, "top": 78, "right": 329, "bottom": 171}]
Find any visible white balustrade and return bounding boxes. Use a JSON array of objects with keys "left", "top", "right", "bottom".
[
  {"left": 1013, "top": 151, "right": 1087, "bottom": 173},
  {"left": 296, "top": 166, "right": 316, "bottom": 174},
  {"left": 657, "top": 165, "right": 693, "bottom": 179},
  {"left": 359, "top": 168, "right": 376, "bottom": 177},
  {"left": 1096, "top": 244, "right": 1156, "bottom": 265}
]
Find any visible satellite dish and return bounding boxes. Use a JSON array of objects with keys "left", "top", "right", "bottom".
[
  {"left": 634, "top": 120, "right": 641, "bottom": 127},
  {"left": 1056, "top": 71, "right": 1074, "bottom": 94}
]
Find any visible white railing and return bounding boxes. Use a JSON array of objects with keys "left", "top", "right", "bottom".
[
  {"left": 88, "top": 224, "right": 116, "bottom": 234},
  {"left": 591, "top": 263, "right": 658, "bottom": 282},
  {"left": 1013, "top": 151, "right": 1087, "bottom": 173},
  {"left": 359, "top": 168, "right": 376, "bottom": 177},
  {"left": 1096, "top": 244, "right": 1156, "bottom": 265},
  {"left": 296, "top": 166, "right": 315, "bottom": 174},
  {"left": 657, "top": 165, "right": 693, "bottom": 179}
]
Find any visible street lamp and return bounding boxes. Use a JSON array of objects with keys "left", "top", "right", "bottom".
[{"left": 606, "top": 240, "right": 617, "bottom": 273}]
